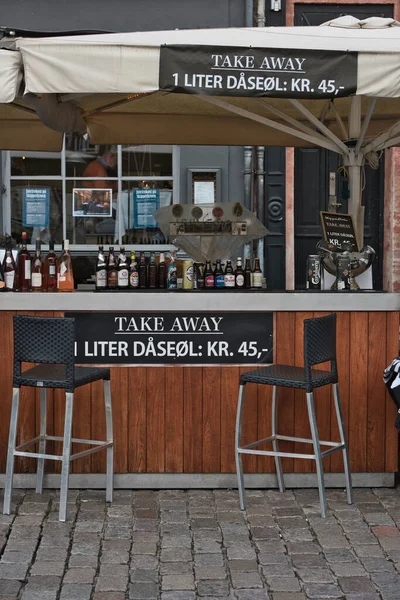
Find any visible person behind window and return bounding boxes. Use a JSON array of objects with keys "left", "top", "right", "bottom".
[{"left": 82, "top": 146, "right": 118, "bottom": 192}]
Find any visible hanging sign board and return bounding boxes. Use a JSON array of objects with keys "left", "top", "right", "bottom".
[
  {"left": 67, "top": 311, "right": 273, "bottom": 365},
  {"left": 133, "top": 189, "right": 160, "bottom": 228},
  {"left": 22, "top": 188, "right": 50, "bottom": 228},
  {"left": 320, "top": 211, "right": 359, "bottom": 251},
  {"left": 159, "top": 45, "right": 357, "bottom": 99}
]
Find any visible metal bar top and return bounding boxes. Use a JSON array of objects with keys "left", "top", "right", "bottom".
[{"left": 0, "top": 291, "right": 397, "bottom": 312}]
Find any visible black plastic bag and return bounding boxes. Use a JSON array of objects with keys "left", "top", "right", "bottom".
[{"left": 383, "top": 359, "right": 400, "bottom": 429}]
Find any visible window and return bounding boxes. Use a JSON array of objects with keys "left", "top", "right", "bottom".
[{"left": 5, "top": 137, "right": 175, "bottom": 249}]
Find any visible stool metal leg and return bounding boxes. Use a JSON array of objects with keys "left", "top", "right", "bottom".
[
  {"left": 306, "top": 392, "right": 327, "bottom": 519},
  {"left": 36, "top": 389, "right": 47, "bottom": 494},
  {"left": 59, "top": 392, "right": 74, "bottom": 522},
  {"left": 235, "top": 383, "right": 246, "bottom": 510},
  {"left": 333, "top": 383, "right": 353, "bottom": 505},
  {"left": 104, "top": 380, "right": 113, "bottom": 503},
  {"left": 271, "top": 386, "right": 285, "bottom": 493},
  {"left": 3, "top": 388, "right": 20, "bottom": 515}
]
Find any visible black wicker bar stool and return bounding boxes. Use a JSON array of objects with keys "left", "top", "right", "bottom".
[
  {"left": 3, "top": 315, "right": 113, "bottom": 522},
  {"left": 235, "top": 313, "right": 352, "bottom": 518}
]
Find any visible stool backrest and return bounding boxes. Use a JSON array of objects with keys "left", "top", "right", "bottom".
[
  {"left": 13, "top": 315, "right": 75, "bottom": 386},
  {"left": 303, "top": 313, "right": 338, "bottom": 383}
]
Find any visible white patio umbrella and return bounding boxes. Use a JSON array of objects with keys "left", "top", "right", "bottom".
[{"left": 2, "top": 15, "right": 400, "bottom": 242}]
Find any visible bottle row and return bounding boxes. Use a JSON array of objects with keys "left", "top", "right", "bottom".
[
  {"left": 0, "top": 233, "right": 74, "bottom": 292},
  {"left": 95, "top": 246, "right": 264, "bottom": 290}
]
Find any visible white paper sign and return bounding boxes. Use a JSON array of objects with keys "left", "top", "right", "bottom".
[{"left": 194, "top": 181, "right": 214, "bottom": 204}]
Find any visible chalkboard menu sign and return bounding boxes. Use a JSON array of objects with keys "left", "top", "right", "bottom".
[{"left": 320, "top": 211, "right": 359, "bottom": 251}]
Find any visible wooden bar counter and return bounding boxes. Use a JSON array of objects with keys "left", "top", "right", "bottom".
[{"left": 0, "top": 291, "right": 398, "bottom": 489}]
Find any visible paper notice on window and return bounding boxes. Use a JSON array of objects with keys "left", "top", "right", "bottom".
[{"left": 194, "top": 181, "right": 215, "bottom": 204}]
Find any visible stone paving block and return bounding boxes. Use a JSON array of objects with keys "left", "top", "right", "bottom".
[
  {"left": 161, "top": 535, "right": 191, "bottom": 548},
  {"left": 36, "top": 548, "right": 68, "bottom": 562},
  {"left": 30, "top": 562, "right": 65, "bottom": 577},
  {"left": 276, "top": 517, "right": 308, "bottom": 529},
  {"left": 330, "top": 562, "right": 367, "bottom": 577},
  {"left": 370, "top": 571, "right": 400, "bottom": 586},
  {"left": 195, "top": 566, "right": 227, "bottom": 580},
  {"left": 364, "top": 513, "right": 395, "bottom": 526},
  {"left": 161, "top": 592, "right": 196, "bottom": 600},
  {"left": 68, "top": 555, "right": 98, "bottom": 568},
  {"left": 291, "top": 554, "right": 326, "bottom": 569},
  {"left": 285, "top": 542, "right": 321, "bottom": 555},
  {"left": 303, "top": 583, "right": 342, "bottom": 598},
  {"left": 63, "top": 568, "right": 96, "bottom": 584},
  {"left": 323, "top": 548, "right": 356, "bottom": 563},
  {"left": 296, "top": 568, "right": 334, "bottom": 583},
  {"left": 361, "top": 557, "right": 395, "bottom": 572},
  {"left": 1, "top": 551, "right": 34, "bottom": 564},
  {"left": 271, "top": 594, "right": 307, "bottom": 600},
  {"left": 226, "top": 546, "right": 257, "bottom": 560},
  {"left": 0, "top": 579, "right": 22, "bottom": 596},
  {"left": 159, "top": 562, "right": 193, "bottom": 576},
  {"left": 161, "top": 547, "right": 192, "bottom": 562},
  {"left": 228, "top": 559, "right": 259, "bottom": 571},
  {"left": 100, "top": 550, "right": 129, "bottom": 564},
  {"left": 345, "top": 595, "right": 380, "bottom": 600},
  {"left": 162, "top": 574, "right": 195, "bottom": 590},
  {"left": 338, "top": 576, "right": 377, "bottom": 593},
  {"left": 353, "top": 544, "right": 386, "bottom": 558},
  {"left": 131, "top": 542, "right": 158, "bottom": 555},
  {"left": 24, "top": 576, "right": 61, "bottom": 591},
  {"left": 266, "top": 578, "right": 301, "bottom": 592},
  {"left": 93, "top": 593, "right": 126, "bottom": 600},
  {"left": 235, "top": 591, "right": 270, "bottom": 599},
  {"left": 59, "top": 584, "right": 92, "bottom": 600},
  {"left": 197, "top": 579, "right": 230, "bottom": 596},
  {"left": 21, "top": 590, "right": 58, "bottom": 600},
  {"left": 231, "top": 571, "right": 263, "bottom": 589},
  {"left": 258, "top": 553, "right": 289, "bottom": 566},
  {"left": 281, "top": 529, "right": 313, "bottom": 543},
  {"left": 131, "top": 556, "right": 159, "bottom": 570},
  {"left": 129, "top": 582, "right": 159, "bottom": 599},
  {"left": 96, "top": 576, "right": 127, "bottom": 592},
  {"left": 0, "top": 563, "right": 29, "bottom": 580}
]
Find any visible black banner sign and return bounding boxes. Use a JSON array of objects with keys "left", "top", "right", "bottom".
[
  {"left": 67, "top": 312, "right": 273, "bottom": 365},
  {"left": 159, "top": 45, "right": 357, "bottom": 99},
  {"left": 320, "top": 211, "right": 359, "bottom": 251}
]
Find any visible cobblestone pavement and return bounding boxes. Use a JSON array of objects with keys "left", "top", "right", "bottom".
[{"left": 0, "top": 488, "right": 399, "bottom": 599}]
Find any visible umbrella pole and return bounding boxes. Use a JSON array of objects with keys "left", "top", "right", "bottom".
[{"left": 347, "top": 97, "right": 364, "bottom": 249}]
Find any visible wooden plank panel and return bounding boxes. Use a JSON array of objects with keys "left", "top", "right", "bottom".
[
  {"left": 128, "top": 367, "right": 147, "bottom": 473},
  {"left": 165, "top": 367, "right": 184, "bottom": 472},
  {"left": 313, "top": 312, "right": 332, "bottom": 473},
  {"left": 184, "top": 368, "right": 203, "bottom": 472},
  {"left": 91, "top": 379, "right": 106, "bottom": 473},
  {"left": 367, "top": 312, "right": 387, "bottom": 472},
  {"left": 385, "top": 311, "right": 400, "bottom": 472},
  {"left": 220, "top": 367, "right": 239, "bottom": 473},
  {"left": 239, "top": 372, "right": 257, "bottom": 473},
  {"left": 113, "top": 368, "right": 129, "bottom": 473},
  {"left": 331, "top": 312, "right": 350, "bottom": 472},
  {"left": 70, "top": 384, "right": 92, "bottom": 474},
  {"left": 202, "top": 367, "right": 220, "bottom": 473},
  {"left": 146, "top": 367, "right": 165, "bottom": 473},
  {"left": 294, "top": 311, "right": 313, "bottom": 473},
  {"left": 349, "top": 312, "right": 368, "bottom": 472},
  {"left": 275, "top": 312, "right": 296, "bottom": 473},
  {"left": 0, "top": 312, "right": 14, "bottom": 472}
]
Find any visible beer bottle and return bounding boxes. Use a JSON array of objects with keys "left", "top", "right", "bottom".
[
  {"left": 44, "top": 239, "right": 58, "bottom": 292},
  {"left": 117, "top": 246, "right": 129, "bottom": 289},
  {"left": 244, "top": 258, "right": 252, "bottom": 289},
  {"left": 252, "top": 257, "right": 263, "bottom": 289},
  {"left": 214, "top": 259, "right": 224, "bottom": 288},
  {"left": 235, "top": 257, "right": 245, "bottom": 289},
  {"left": 158, "top": 253, "right": 166, "bottom": 289},
  {"left": 0, "top": 260, "right": 5, "bottom": 292},
  {"left": 107, "top": 246, "right": 118, "bottom": 289},
  {"left": 31, "top": 238, "right": 44, "bottom": 292},
  {"left": 3, "top": 235, "right": 17, "bottom": 291},
  {"left": 148, "top": 252, "right": 157, "bottom": 289},
  {"left": 167, "top": 252, "right": 177, "bottom": 290},
  {"left": 197, "top": 263, "right": 205, "bottom": 289},
  {"left": 224, "top": 260, "right": 235, "bottom": 288},
  {"left": 204, "top": 260, "right": 214, "bottom": 288},
  {"left": 17, "top": 231, "right": 31, "bottom": 292},
  {"left": 129, "top": 251, "right": 139, "bottom": 288},
  {"left": 139, "top": 252, "right": 147, "bottom": 289},
  {"left": 95, "top": 245, "right": 107, "bottom": 290}
]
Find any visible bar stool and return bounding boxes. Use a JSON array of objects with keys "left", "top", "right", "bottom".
[
  {"left": 235, "top": 313, "right": 352, "bottom": 518},
  {"left": 3, "top": 315, "right": 113, "bottom": 522}
]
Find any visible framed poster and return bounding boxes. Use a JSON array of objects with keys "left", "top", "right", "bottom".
[
  {"left": 320, "top": 211, "right": 359, "bottom": 251},
  {"left": 133, "top": 188, "right": 160, "bottom": 228},
  {"left": 188, "top": 168, "right": 221, "bottom": 204},
  {"left": 73, "top": 188, "right": 112, "bottom": 217},
  {"left": 23, "top": 187, "right": 50, "bottom": 228}
]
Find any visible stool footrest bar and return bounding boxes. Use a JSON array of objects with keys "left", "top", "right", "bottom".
[
  {"left": 321, "top": 444, "right": 345, "bottom": 458},
  {"left": 14, "top": 451, "right": 62, "bottom": 461},
  {"left": 238, "top": 448, "right": 316, "bottom": 460},
  {"left": 70, "top": 442, "right": 113, "bottom": 462},
  {"left": 15, "top": 436, "right": 41, "bottom": 452}
]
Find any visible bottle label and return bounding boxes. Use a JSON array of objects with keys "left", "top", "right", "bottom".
[
  {"left": 130, "top": 272, "right": 139, "bottom": 287},
  {"left": 96, "top": 269, "right": 107, "bottom": 287},
  {"left": 215, "top": 274, "right": 225, "bottom": 288},
  {"left": 108, "top": 271, "right": 118, "bottom": 286},
  {"left": 205, "top": 275, "right": 215, "bottom": 288},
  {"left": 253, "top": 273, "right": 263, "bottom": 288},
  {"left": 31, "top": 273, "right": 42, "bottom": 288},
  {"left": 224, "top": 274, "right": 235, "bottom": 287},
  {"left": 49, "top": 264, "right": 56, "bottom": 277},
  {"left": 236, "top": 274, "right": 245, "bottom": 287},
  {"left": 118, "top": 269, "right": 129, "bottom": 287},
  {"left": 24, "top": 262, "right": 31, "bottom": 279},
  {"left": 4, "top": 272, "right": 14, "bottom": 289},
  {"left": 60, "top": 262, "right": 67, "bottom": 276}
]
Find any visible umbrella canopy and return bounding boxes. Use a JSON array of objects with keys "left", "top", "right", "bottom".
[{"left": 2, "top": 16, "right": 400, "bottom": 239}]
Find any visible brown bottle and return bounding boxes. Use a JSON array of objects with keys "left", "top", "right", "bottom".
[
  {"left": 138, "top": 252, "right": 147, "bottom": 289},
  {"left": 158, "top": 253, "right": 166, "bottom": 289},
  {"left": 17, "top": 231, "right": 31, "bottom": 292},
  {"left": 3, "top": 235, "right": 17, "bottom": 291},
  {"left": 252, "top": 257, "right": 263, "bottom": 289},
  {"left": 244, "top": 258, "right": 252, "bottom": 289},
  {"left": 44, "top": 239, "right": 58, "bottom": 292},
  {"left": 31, "top": 238, "right": 44, "bottom": 292},
  {"left": 148, "top": 252, "right": 157, "bottom": 289},
  {"left": 107, "top": 246, "right": 118, "bottom": 289}
]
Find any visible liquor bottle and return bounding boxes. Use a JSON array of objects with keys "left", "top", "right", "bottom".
[
  {"left": 197, "top": 263, "right": 205, "bottom": 289},
  {"left": 244, "top": 258, "right": 252, "bottom": 289},
  {"left": 158, "top": 253, "right": 166, "bottom": 289},
  {"left": 58, "top": 239, "right": 74, "bottom": 292},
  {"left": 148, "top": 252, "right": 157, "bottom": 289},
  {"left": 204, "top": 260, "right": 215, "bottom": 288},
  {"left": 44, "top": 239, "right": 58, "bottom": 292},
  {"left": 0, "top": 261, "right": 5, "bottom": 292},
  {"left": 235, "top": 257, "right": 245, "bottom": 289},
  {"left": 107, "top": 246, "right": 118, "bottom": 290},
  {"left": 95, "top": 245, "right": 107, "bottom": 290},
  {"left": 17, "top": 231, "right": 31, "bottom": 292},
  {"left": 252, "top": 257, "right": 263, "bottom": 289},
  {"left": 129, "top": 251, "right": 139, "bottom": 288},
  {"left": 167, "top": 251, "right": 177, "bottom": 290},
  {"left": 31, "top": 238, "right": 44, "bottom": 292},
  {"left": 224, "top": 260, "right": 235, "bottom": 288},
  {"left": 139, "top": 252, "right": 147, "bottom": 289},
  {"left": 117, "top": 246, "right": 129, "bottom": 289},
  {"left": 3, "top": 235, "right": 17, "bottom": 291},
  {"left": 214, "top": 259, "right": 225, "bottom": 288}
]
